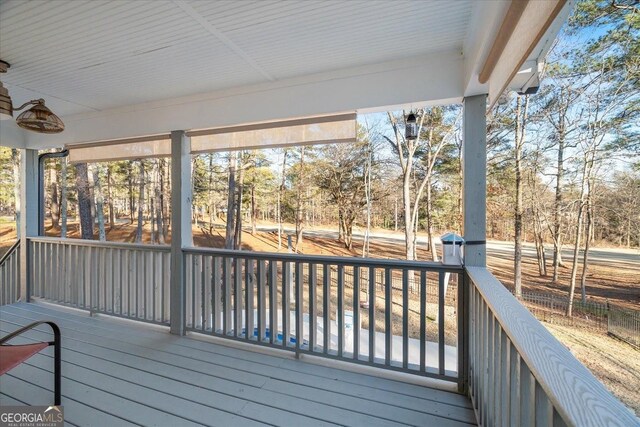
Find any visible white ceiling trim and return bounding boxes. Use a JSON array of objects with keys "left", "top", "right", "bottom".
[{"left": 173, "top": 0, "right": 275, "bottom": 82}]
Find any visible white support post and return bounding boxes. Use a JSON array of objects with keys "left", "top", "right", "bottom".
[
  {"left": 170, "top": 130, "right": 192, "bottom": 335},
  {"left": 19, "top": 149, "right": 38, "bottom": 301},
  {"left": 462, "top": 95, "right": 487, "bottom": 267}
]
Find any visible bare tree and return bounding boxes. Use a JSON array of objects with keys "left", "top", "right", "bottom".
[
  {"left": 513, "top": 95, "right": 530, "bottom": 298},
  {"left": 526, "top": 143, "right": 549, "bottom": 277},
  {"left": 385, "top": 109, "right": 457, "bottom": 260}
]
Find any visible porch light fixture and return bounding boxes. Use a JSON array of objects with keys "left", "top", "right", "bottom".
[
  {"left": 0, "top": 59, "right": 64, "bottom": 133},
  {"left": 0, "top": 60, "right": 12, "bottom": 120},
  {"left": 405, "top": 112, "right": 418, "bottom": 140},
  {"left": 15, "top": 99, "right": 65, "bottom": 134}
]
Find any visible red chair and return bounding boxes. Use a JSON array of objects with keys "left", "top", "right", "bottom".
[{"left": 0, "top": 321, "right": 61, "bottom": 405}]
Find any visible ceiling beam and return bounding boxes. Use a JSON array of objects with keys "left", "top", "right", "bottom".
[
  {"left": 486, "top": 0, "right": 568, "bottom": 106},
  {"left": 478, "top": 0, "right": 529, "bottom": 84}
]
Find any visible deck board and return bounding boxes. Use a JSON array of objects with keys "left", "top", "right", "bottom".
[{"left": 1, "top": 302, "right": 477, "bottom": 426}]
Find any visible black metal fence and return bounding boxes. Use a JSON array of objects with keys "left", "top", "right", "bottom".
[{"left": 517, "top": 290, "right": 639, "bottom": 349}]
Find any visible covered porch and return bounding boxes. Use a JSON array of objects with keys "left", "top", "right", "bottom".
[
  {"left": 1, "top": 302, "right": 476, "bottom": 426},
  {"left": 1, "top": 1, "right": 637, "bottom": 426}
]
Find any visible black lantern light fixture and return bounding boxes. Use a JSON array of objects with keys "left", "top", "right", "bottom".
[{"left": 405, "top": 112, "right": 417, "bottom": 140}]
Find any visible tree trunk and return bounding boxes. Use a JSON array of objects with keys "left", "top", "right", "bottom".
[
  {"left": 88, "top": 170, "right": 96, "bottom": 223},
  {"left": 49, "top": 164, "right": 60, "bottom": 229},
  {"left": 161, "top": 159, "right": 169, "bottom": 239},
  {"left": 338, "top": 208, "right": 345, "bottom": 242},
  {"left": 344, "top": 216, "right": 354, "bottom": 251},
  {"left": 208, "top": 154, "right": 215, "bottom": 234},
  {"left": 552, "top": 124, "right": 565, "bottom": 282},
  {"left": 566, "top": 205, "right": 584, "bottom": 317},
  {"left": 107, "top": 166, "right": 115, "bottom": 230},
  {"left": 92, "top": 165, "right": 106, "bottom": 241},
  {"left": 457, "top": 135, "right": 463, "bottom": 234},
  {"left": 234, "top": 155, "right": 245, "bottom": 250},
  {"left": 394, "top": 196, "right": 398, "bottom": 232},
  {"left": 567, "top": 151, "right": 591, "bottom": 316},
  {"left": 11, "top": 149, "right": 20, "bottom": 238},
  {"left": 153, "top": 160, "right": 165, "bottom": 244},
  {"left": 150, "top": 194, "right": 157, "bottom": 244},
  {"left": 294, "top": 147, "right": 305, "bottom": 252},
  {"left": 135, "top": 161, "right": 145, "bottom": 243},
  {"left": 128, "top": 163, "right": 135, "bottom": 224},
  {"left": 60, "top": 157, "right": 68, "bottom": 238},
  {"left": 533, "top": 211, "right": 547, "bottom": 276},
  {"left": 362, "top": 143, "right": 372, "bottom": 258},
  {"left": 251, "top": 183, "right": 257, "bottom": 235},
  {"left": 277, "top": 150, "right": 287, "bottom": 250},
  {"left": 403, "top": 171, "right": 415, "bottom": 261},
  {"left": 75, "top": 163, "right": 94, "bottom": 240},
  {"left": 579, "top": 184, "right": 593, "bottom": 303},
  {"left": 426, "top": 184, "right": 438, "bottom": 261},
  {"left": 514, "top": 95, "right": 528, "bottom": 298},
  {"left": 225, "top": 153, "right": 237, "bottom": 249}
]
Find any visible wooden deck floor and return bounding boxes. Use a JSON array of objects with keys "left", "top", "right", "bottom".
[{"left": 0, "top": 302, "right": 477, "bottom": 426}]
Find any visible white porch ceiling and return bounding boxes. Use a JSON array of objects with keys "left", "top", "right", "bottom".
[
  {"left": 0, "top": 0, "right": 571, "bottom": 149},
  {"left": 0, "top": 0, "right": 472, "bottom": 117}
]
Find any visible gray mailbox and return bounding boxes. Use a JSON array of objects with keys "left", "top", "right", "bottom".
[{"left": 440, "top": 233, "right": 464, "bottom": 265}]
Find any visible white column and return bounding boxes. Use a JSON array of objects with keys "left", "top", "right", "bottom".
[
  {"left": 19, "top": 149, "right": 38, "bottom": 301},
  {"left": 170, "top": 130, "right": 192, "bottom": 335},
  {"left": 462, "top": 95, "right": 487, "bottom": 267}
]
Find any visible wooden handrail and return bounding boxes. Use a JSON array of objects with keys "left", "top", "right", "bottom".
[
  {"left": 28, "top": 236, "right": 170, "bottom": 252},
  {"left": 0, "top": 240, "right": 19, "bottom": 266},
  {"left": 184, "top": 246, "right": 464, "bottom": 273},
  {"left": 478, "top": 0, "right": 529, "bottom": 84},
  {"left": 466, "top": 266, "right": 638, "bottom": 426}
]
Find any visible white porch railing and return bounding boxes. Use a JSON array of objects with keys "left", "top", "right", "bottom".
[
  {"left": 0, "top": 240, "right": 20, "bottom": 306},
  {"left": 15, "top": 237, "right": 638, "bottom": 426},
  {"left": 25, "top": 237, "right": 466, "bottom": 385},
  {"left": 466, "top": 267, "right": 638, "bottom": 427},
  {"left": 30, "top": 237, "right": 171, "bottom": 325},
  {"left": 183, "top": 247, "right": 465, "bottom": 384}
]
